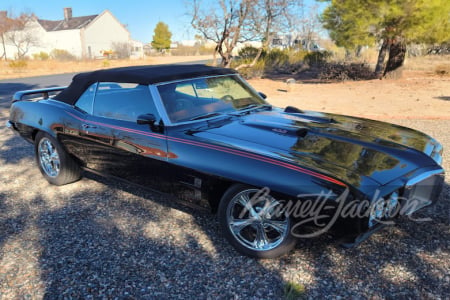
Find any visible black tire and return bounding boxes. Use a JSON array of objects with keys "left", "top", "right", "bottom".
[
  {"left": 34, "top": 132, "right": 81, "bottom": 185},
  {"left": 218, "top": 184, "right": 296, "bottom": 258}
]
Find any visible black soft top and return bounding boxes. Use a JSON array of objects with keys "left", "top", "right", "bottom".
[{"left": 56, "top": 64, "right": 237, "bottom": 105}]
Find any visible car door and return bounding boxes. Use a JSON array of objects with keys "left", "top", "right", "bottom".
[{"left": 73, "top": 82, "right": 172, "bottom": 190}]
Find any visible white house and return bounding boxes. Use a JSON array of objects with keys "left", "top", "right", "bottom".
[{"left": 1, "top": 8, "right": 144, "bottom": 59}]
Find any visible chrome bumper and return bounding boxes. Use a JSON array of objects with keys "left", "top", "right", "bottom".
[
  {"left": 5, "top": 120, "right": 13, "bottom": 129},
  {"left": 402, "top": 169, "right": 445, "bottom": 215}
]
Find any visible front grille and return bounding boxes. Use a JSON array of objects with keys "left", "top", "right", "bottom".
[{"left": 401, "top": 170, "right": 445, "bottom": 215}]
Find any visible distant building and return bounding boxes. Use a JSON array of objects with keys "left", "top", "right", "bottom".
[{"left": 1, "top": 8, "right": 144, "bottom": 59}]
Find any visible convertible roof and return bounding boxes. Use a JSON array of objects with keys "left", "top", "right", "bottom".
[{"left": 56, "top": 64, "right": 237, "bottom": 104}]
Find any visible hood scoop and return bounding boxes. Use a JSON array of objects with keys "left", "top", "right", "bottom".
[{"left": 242, "top": 119, "right": 309, "bottom": 138}]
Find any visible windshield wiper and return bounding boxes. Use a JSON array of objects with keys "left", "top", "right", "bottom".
[
  {"left": 238, "top": 104, "right": 272, "bottom": 111},
  {"left": 189, "top": 112, "right": 222, "bottom": 121}
]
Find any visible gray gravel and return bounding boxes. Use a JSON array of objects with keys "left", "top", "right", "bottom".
[{"left": 0, "top": 99, "right": 449, "bottom": 299}]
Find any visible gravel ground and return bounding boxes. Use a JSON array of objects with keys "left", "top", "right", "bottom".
[{"left": 0, "top": 101, "right": 449, "bottom": 299}]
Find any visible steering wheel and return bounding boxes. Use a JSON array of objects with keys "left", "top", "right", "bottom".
[
  {"left": 174, "top": 98, "right": 193, "bottom": 111},
  {"left": 220, "top": 95, "right": 234, "bottom": 102}
]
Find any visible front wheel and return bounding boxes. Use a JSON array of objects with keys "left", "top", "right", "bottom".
[
  {"left": 35, "top": 132, "right": 81, "bottom": 185},
  {"left": 218, "top": 184, "right": 296, "bottom": 258}
]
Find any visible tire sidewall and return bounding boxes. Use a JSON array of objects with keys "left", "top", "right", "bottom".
[
  {"left": 34, "top": 131, "right": 80, "bottom": 185},
  {"left": 218, "top": 184, "right": 296, "bottom": 258}
]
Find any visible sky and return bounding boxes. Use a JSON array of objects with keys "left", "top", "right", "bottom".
[{"left": 0, "top": 0, "right": 325, "bottom": 43}]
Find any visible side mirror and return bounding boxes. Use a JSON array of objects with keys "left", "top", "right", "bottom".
[
  {"left": 137, "top": 113, "right": 156, "bottom": 125},
  {"left": 258, "top": 92, "right": 267, "bottom": 99}
]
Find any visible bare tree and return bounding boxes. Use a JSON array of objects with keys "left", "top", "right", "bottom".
[
  {"left": 191, "top": 0, "right": 254, "bottom": 67},
  {"left": 111, "top": 42, "right": 131, "bottom": 59},
  {"left": 6, "top": 12, "right": 38, "bottom": 59},
  {"left": 236, "top": 0, "right": 299, "bottom": 70},
  {"left": 0, "top": 11, "right": 14, "bottom": 60},
  {"left": 297, "top": 3, "right": 323, "bottom": 51}
]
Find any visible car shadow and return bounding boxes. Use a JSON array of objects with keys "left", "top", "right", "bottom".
[
  {"left": 302, "top": 181, "right": 450, "bottom": 297},
  {"left": 36, "top": 182, "right": 285, "bottom": 298}
]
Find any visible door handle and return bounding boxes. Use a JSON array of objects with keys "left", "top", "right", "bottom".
[{"left": 82, "top": 124, "right": 97, "bottom": 129}]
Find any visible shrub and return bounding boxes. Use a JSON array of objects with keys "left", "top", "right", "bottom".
[
  {"left": 283, "top": 281, "right": 306, "bottom": 300},
  {"left": 32, "top": 51, "right": 49, "bottom": 61},
  {"left": 51, "top": 49, "right": 76, "bottom": 61},
  {"left": 170, "top": 45, "right": 215, "bottom": 56},
  {"left": 304, "top": 51, "right": 332, "bottom": 67},
  {"left": 111, "top": 42, "right": 131, "bottom": 59},
  {"left": 233, "top": 59, "right": 266, "bottom": 79},
  {"left": 238, "top": 46, "right": 266, "bottom": 60},
  {"left": 102, "top": 59, "right": 111, "bottom": 67},
  {"left": 318, "top": 62, "right": 377, "bottom": 81},
  {"left": 265, "top": 48, "right": 290, "bottom": 69},
  {"left": 8, "top": 60, "right": 28, "bottom": 71}
]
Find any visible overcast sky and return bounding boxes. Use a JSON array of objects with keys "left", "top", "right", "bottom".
[{"left": 1, "top": 0, "right": 323, "bottom": 43}]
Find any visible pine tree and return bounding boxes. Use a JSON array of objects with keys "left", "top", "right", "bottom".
[{"left": 320, "top": 0, "right": 450, "bottom": 78}]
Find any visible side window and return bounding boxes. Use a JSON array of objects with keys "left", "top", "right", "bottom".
[
  {"left": 75, "top": 83, "right": 97, "bottom": 113},
  {"left": 93, "top": 83, "right": 158, "bottom": 122}
]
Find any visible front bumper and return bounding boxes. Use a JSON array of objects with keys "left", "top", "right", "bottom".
[{"left": 5, "top": 120, "right": 13, "bottom": 129}]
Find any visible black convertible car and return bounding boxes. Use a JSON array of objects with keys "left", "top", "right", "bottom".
[{"left": 7, "top": 64, "right": 445, "bottom": 258}]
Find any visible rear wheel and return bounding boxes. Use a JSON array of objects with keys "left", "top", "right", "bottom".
[
  {"left": 218, "top": 184, "right": 296, "bottom": 258},
  {"left": 35, "top": 132, "right": 81, "bottom": 185}
]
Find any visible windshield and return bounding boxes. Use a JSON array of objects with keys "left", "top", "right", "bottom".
[{"left": 157, "top": 75, "right": 266, "bottom": 123}]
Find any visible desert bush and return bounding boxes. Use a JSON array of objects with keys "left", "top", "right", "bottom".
[
  {"left": 171, "top": 45, "right": 214, "bottom": 56},
  {"left": 111, "top": 42, "right": 131, "bottom": 59},
  {"left": 51, "top": 49, "right": 76, "bottom": 61},
  {"left": 8, "top": 59, "right": 28, "bottom": 71},
  {"left": 435, "top": 64, "right": 450, "bottom": 75},
  {"left": 233, "top": 59, "right": 266, "bottom": 79},
  {"left": 318, "top": 62, "right": 376, "bottom": 81},
  {"left": 265, "top": 49, "right": 290, "bottom": 69},
  {"left": 304, "top": 51, "right": 332, "bottom": 67},
  {"left": 238, "top": 46, "right": 266, "bottom": 60},
  {"left": 32, "top": 51, "right": 49, "bottom": 61},
  {"left": 102, "top": 59, "right": 111, "bottom": 67}
]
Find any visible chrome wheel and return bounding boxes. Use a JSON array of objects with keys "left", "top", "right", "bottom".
[
  {"left": 38, "top": 137, "right": 60, "bottom": 178},
  {"left": 226, "top": 189, "right": 290, "bottom": 252}
]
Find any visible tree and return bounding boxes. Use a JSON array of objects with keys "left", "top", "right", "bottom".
[
  {"left": 4, "top": 12, "right": 39, "bottom": 59},
  {"left": 320, "top": 0, "right": 450, "bottom": 78},
  {"left": 190, "top": 0, "right": 298, "bottom": 68},
  {"left": 191, "top": 0, "right": 254, "bottom": 67},
  {"left": 236, "top": 0, "right": 299, "bottom": 69},
  {"left": 0, "top": 11, "right": 13, "bottom": 60},
  {"left": 151, "top": 22, "right": 172, "bottom": 52}
]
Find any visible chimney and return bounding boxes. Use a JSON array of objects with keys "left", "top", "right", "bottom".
[{"left": 64, "top": 7, "right": 72, "bottom": 21}]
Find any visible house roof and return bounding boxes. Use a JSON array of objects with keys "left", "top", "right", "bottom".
[
  {"left": 56, "top": 64, "right": 238, "bottom": 105},
  {"left": 37, "top": 14, "right": 98, "bottom": 31}
]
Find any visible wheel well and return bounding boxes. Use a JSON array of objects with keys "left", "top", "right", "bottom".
[
  {"left": 31, "top": 129, "right": 40, "bottom": 141},
  {"left": 206, "top": 179, "right": 233, "bottom": 213}
]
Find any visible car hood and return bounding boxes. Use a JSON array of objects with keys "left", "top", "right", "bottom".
[{"left": 189, "top": 108, "right": 439, "bottom": 187}]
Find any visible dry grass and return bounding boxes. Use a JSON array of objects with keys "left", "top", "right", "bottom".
[
  {"left": 0, "top": 55, "right": 213, "bottom": 80},
  {"left": 404, "top": 55, "right": 450, "bottom": 72}
]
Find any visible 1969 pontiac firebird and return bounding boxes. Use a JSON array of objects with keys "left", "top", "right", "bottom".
[{"left": 7, "top": 64, "right": 445, "bottom": 258}]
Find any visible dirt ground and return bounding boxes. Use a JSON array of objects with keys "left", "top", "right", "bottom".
[
  {"left": 248, "top": 71, "right": 450, "bottom": 120},
  {"left": 2, "top": 55, "right": 449, "bottom": 120}
]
